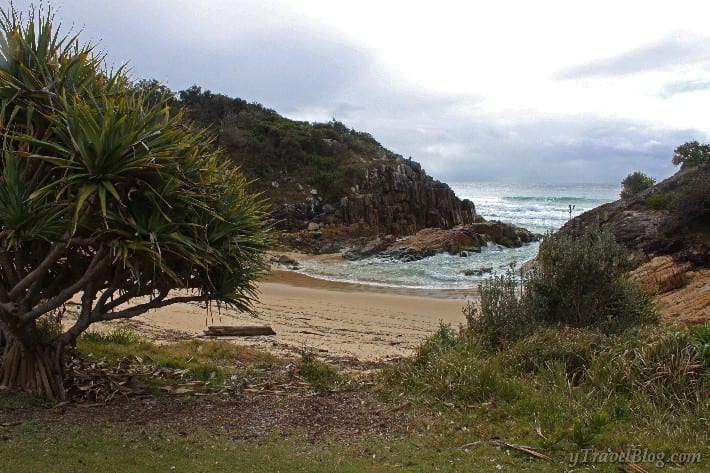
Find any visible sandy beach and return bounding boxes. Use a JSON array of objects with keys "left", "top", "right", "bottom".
[{"left": 104, "top": 269, "right": 472, "bottom": 363}]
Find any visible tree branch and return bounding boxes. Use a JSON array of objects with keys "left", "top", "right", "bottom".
[
  {"left": 22, "top": 266, "right": 71, "bottom": 308},
  {"left": 20, "top": 246, "right": 110, "bottom": 322},
  {"left": 94, "top": 294, "right": 205, "bottom": 323},
  {"left": 58, "top": 282, "right": 97, "bottom": 346},
  {"left": 14, "top": 244, "right": 28, "bottom": 281},
  {"left": 92, "top": 268, "right": 124, "bottom": 314},
  {"left": 0, "top": 302, "right": 20, "bottom": 318},
  {"left": 0, "top": 281, "right": 9, "bottom": 301},
  {"left": 8, "top": 241, "right": 66, "bottom": 300},
  {"left": 100, "top": 277, "right": 175, "bottom": 313}
]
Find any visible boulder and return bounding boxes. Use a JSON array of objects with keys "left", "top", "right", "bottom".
[
  {"left": 463, "top": 267, "right": 493, "bottom": 276},
  {"left": 375, "top": 223, "right": 537, "bottom": 261},
  {"left": 468, "top": 221, "right": 538, "bottom": 248},
  {"left": 341, "top": 237, "right": 391, "bottom": 260},
  {"left": 277, "top": 254, "right": 299, "bottom": 269}
]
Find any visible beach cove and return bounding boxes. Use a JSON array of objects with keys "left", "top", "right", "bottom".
[{"left": 103, "top": 269, "right": 470, "bottom": 364}]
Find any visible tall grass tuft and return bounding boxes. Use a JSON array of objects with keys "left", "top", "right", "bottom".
[{"left": 82, "top": 326, "right": 141, "bottom": 345}]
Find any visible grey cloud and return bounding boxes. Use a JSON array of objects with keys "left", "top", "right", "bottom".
[
  {"left": 362, "top": 109, "right": 694, "bottom": 184},
  {"left": 7, "top": 1, "right": 701, "bottom": 185},
  {"left": 555, "top": 33, "right": 710, "bottom": 79},
  {"left": 12, "top": 0, "right": 372, "bottom": 111}
]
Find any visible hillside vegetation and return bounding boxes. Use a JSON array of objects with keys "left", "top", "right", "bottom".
[
  {"left": 155, "top": 84, "right": 478, "bottom": 240},
  {"left": 175, "top": 85, "right": 407, "bottom": 205}
]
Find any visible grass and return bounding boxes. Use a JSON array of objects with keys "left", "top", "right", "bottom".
[
  {"left": 1, "top": 325, "right": 707, "bottom": 472},
  {"left": 0, "top": 420, "right": 566, "bottom": 473},
  {"left": 76, "top": 326, "right": 281, "bottom": 382},
  {"left": 385, "top": 324, "right": 708, "bottom": 467}
]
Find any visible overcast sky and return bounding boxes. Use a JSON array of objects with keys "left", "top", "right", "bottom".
[{"left": 10, "top": 0, "right": 710, "bottom": 183}]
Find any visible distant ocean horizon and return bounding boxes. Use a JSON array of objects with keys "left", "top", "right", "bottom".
[{"left": 294, "top": 182, "right": 621, "bottom": 290}]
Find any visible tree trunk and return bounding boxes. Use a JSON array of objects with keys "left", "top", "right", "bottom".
[{"left": 0, "top": 333, "right": 66, "bottom": 401}]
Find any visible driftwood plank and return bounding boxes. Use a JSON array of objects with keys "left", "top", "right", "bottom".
[{"left": 204, "top": 326, "right": 276, "bottom": 337}]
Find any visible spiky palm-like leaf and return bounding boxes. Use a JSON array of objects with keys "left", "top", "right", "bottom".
[{"left": 0, "top": 4, "right": 270, "bottom": 399}]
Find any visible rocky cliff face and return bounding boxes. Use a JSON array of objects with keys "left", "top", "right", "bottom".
[
  {"left": 562, "top": 164, "right": 709, "bottom": 324},
  {"left": 273, "top": 158, "right": 477, "bottom": 237}
]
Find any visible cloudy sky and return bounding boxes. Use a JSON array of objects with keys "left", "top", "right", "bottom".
[{"left": 10, "top": 0, "right": 710, "bottom": 183}]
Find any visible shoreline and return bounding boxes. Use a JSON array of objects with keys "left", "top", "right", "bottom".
[
  {"left": 264, "top": 267, "right": 476, "bottom": 300},
  {"left": 110, "top": 269, "right": 473, "bottom": 363}
]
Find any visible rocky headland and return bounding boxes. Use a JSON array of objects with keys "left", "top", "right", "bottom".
[{"left": 176, "top": 87, "right": 539, "bottom": 259}]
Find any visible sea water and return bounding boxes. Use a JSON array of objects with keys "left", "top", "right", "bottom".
[{"left": 295, "top": 182, "right": 620, "bottom": 289}]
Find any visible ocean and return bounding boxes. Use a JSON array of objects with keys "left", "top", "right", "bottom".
[{"left": 293, "top": 182, "right": 621, "bottom": 290}]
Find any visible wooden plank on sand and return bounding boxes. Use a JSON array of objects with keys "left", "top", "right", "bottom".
[{"left": 204, "top": 326, "right": 276, "bottom": 337}]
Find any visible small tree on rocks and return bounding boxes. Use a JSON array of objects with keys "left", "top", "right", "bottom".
[
  {"left": 620, "top": 171, "right": 655, "bottom": 199},
  {"left": 672, "top": 140, "right": 710, "bottom": 167}
]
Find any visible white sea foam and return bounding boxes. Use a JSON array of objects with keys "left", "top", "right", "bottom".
[{"left": 295, "top": 182, "right": 620, "bottom": 289}]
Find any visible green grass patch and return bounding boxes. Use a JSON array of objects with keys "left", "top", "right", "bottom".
[
  {"left": 298, "top": 347, "right": 345, "bottom": 391},
  {"left": 299, "top": 361, "right": 342, "bottom": 391},
  {"left": 76, "top": 327, "right": 280, "bottom": 382}
]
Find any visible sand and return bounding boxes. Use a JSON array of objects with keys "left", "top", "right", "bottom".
[{"left": 111, "top": 269, "right": 473, "bottom": 363}]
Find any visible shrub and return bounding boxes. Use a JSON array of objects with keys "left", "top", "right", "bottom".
[
  {"left": 644, "top": 193, "right": 670, "bottom": 210},
  {"left": 506, "top": 327, "right": 607, "bottom": 382},
  {"left": 689, "top": 323, "right": 710, "bottom": 368},
  {"left": 394, "top": 324, "right": 520, "bottom": 404},
  {"left": 620, "top": 171, "right": 655, "bottom": 199},
  {"left": 590, "top": 329, "right": 705, "bottom": 411},
  {"left": 298, "top": 346, "right": 342, "bottom": 391},
  {"left": 467, "top": 227, "right": 657, "bottom": 346},
  {"left": 464, "top": 266, "right": 532, "bottom": 346},
  {"left": 669, "top": 167, "right": 710, "bottom": 222}
]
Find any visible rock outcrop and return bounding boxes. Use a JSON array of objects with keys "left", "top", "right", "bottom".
[
  {"left": 343, "top": 222, "right": 539, "bottom": 262},
  {"left": 273, "top": 159, "right": 477, "bottom": 237},
  {"left": 561, "top": 164, "right": 709, "bottom": 267}
]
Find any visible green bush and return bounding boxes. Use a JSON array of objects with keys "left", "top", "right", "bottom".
[
  {"left": 589, "top": 329, "right": 705, "bottom": 411},
  {"left": 620, "top": 171, "right": 655, "bottom": 199},
  {"left": 506, "top": 327, "right": 607, "bottom": 382},
  {"left": 390, "top": 324, "right": 707, "bottom": 444},
  {"left": 467, "top": 227, "right": 657, "bottom": 346},
  {"left": 644, "top": 193, "right": 670, "bottom": 210},
  {"left": 298, "top": 347, "right": 342, "bottom": 391},
  {"left": 463, "top": 266, "right": 532, "bottom": 347},
  {"left": 689, "top": 323, "right": 710, "bottom": 368},
  {"left": 394, "top": 324, "right": 520, "bottom": 404},
  {"left": 306, "top": 155, "right": 350, "bottom": 203}
]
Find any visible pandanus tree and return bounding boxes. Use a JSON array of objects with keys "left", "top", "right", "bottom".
[{"left": 0, "top": 6, "right": 270, "bottom": 399}]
